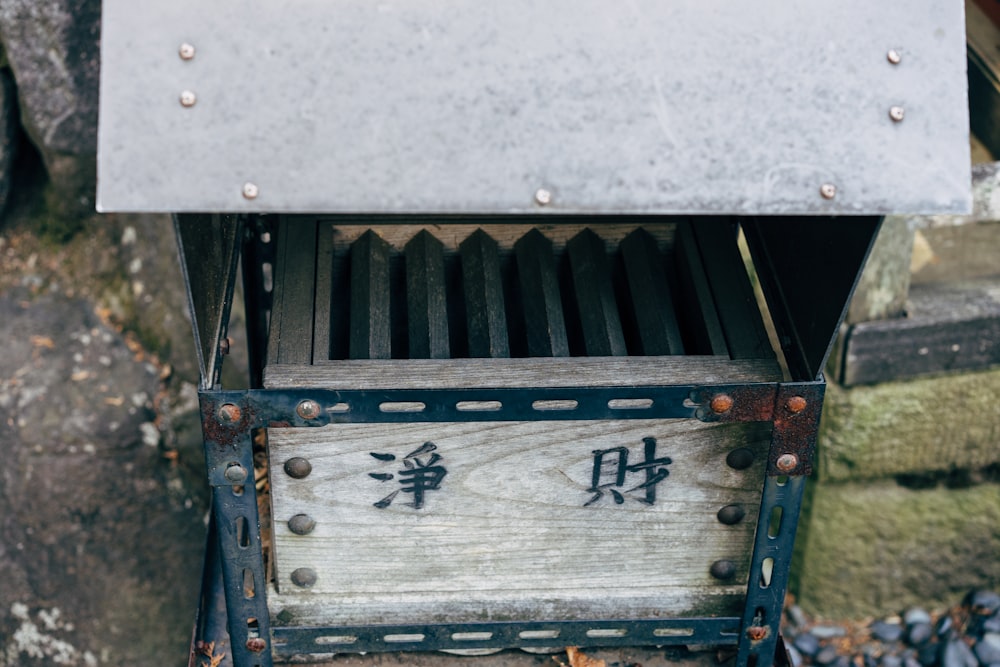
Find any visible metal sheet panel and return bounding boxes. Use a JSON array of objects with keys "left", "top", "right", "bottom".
[{"left": 97, "top": 0, "right": 971, "bottom": 214}]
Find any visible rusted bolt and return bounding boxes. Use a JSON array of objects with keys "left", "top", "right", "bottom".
[
  {"left": 889, "top": 106, "right": 905, "bottom": 122},
  {"left": 224, "top": 463, "right": 248, "bottom": 483},
  {"left": 296, "top": 399, "right": 321, "bottom": 420},
  {"left": 887, "top": 49, "right": 902, "bottom": 65},
  {"left": 746, "top": 626, "right": 769, "bottom": 642},
  {"left": 218, "top": 403, "right": 242, "bottom": 424},
  {"left": 710, "top": 394, "right": 733, "bottom": 414},
  {"left": 726, "top": 448, "right": 755, "bottom": 470},
  {"left": 820, "top": 183, "right": 837, "bottom": 200},
  {"left": 179, "top": 43, "right": 196, "bottom": 60},
  {"left": 709, "top": 560, "right": 737, "bottom": 581},
  {"left": 534, "top": 188, "right": 552, "bottom": 206},
  {"left": 283, "top": 457, "right": 312, "bottom": 479},
  {"left": 776, "top": 453, "right": 799, "bottom": 473},
  {"left": 717, "top": 504, "right": 746, "bottom": 525},
  {"left": 290, "top": 567, "right": 317, "bottom": 588},
  {"left": 288, "top": 514, "right": 316, "bottom": 535},
  {"left": 786, "top": 396, "right": 807, "bottom": 413},
  {"left": 245, "top": 637, "right": 267, "bottom": 653},
  {"left": 179, "top": 90, "right": 197, "bottom": 107}
]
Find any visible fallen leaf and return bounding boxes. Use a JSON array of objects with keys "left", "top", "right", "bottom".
[
  {"left": 71, "top": 370, "right": 91, "bottom": 382},
  {"left": 104, "top": 396, "right": 125, "bottom": 406},
  {"left": 30, "top": 335, "right": 56, "bottom": 349},
  {"left": 566, "top": 647, "right": 607, "bottom": 667}
]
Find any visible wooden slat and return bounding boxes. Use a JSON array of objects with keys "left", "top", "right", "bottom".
[
  {"left": 267, "top": 217, "right": 317, "bottom": 365},
  {"left": 673, "top": 221, "right": 729, "bottom": 356},
  {"left": 514, "top": 229, "right": 569, "bottom": 357},
  {"left": 567, "top": 228, "right": 627, "bottom": 356},
  {"left": 460, "top": 229, "right": 510, "bottom": 358},
  {"left": 619, "top": 228, "right": 686, "bottom": 355},
  {"left": 312, "top": 220, "right": 335, "bottom": 363},
  {"left": 405, "top": 230, "right": 450, "bottom": 359},
  {"left": 349, "top": 230, "right": 392, "bottom": 359},
  {"left": 268, "top": 419, "right": 771, "bottom": 625},
  {"left": 265, "top": 356, "right": 782, "bottom": 389},
  {"left": 691, "top": 219, "right": 773, "bottom": 360}
]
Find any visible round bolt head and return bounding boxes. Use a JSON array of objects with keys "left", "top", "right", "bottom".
[
  {"left": 179, "top": 90, "right": 197, "bottom": 107},
  {"left": 820, "top": 183, "right": 837, "bottom": 200},
  {"left": 710, "top": 394, "right": 733, "bottom": 414},
  {"left": 242, "top": 182, "right": 259, "bottom": 199},
  {"left": 887, "top": 49, "right": 902, "bottom": 65},
  {"left": 776, "top": 453, "right": 799, "bottom": 473},
  {"left": 218, "top": 403, "right": 242, "bottom": 424},
  {"left": 710, "top": 559, "right": 737, "bottom": 581},
  {"left": 747, "top": 626, "right": 769, "bottom": 641},
  {"left": 179, "top": 43, "right": 196, "bottom": 60},
  {"left": 224, "top": 463, "right": 248, "bottom": 483},
  {"left": 245, "top": 638, "right": 267, "bottom": 653},
  {"left": 284, "top": 457, "right": 313, "bottom": 479},
  {"left": 786, "top": 395, "right": 807, "bottom": 414},
  {"left": 717, "top": 504, "right": 746, "bottom": 525},
  {"left": 889, "top": 106, "right": 905, "bottom": 122},
  {"left": 288, "top": 514, "right": 316, "bottom": 535},
  {"left": 296, "top": 399, "right": 321, "bottom": 420},
  {"left": 534, "top": 188, "right": 552, "bottom": 206},
  {"left": 726, "top": 448, "right": 755, "bottom": 470},
  {"left": 290, "top": 567, "right": 317, "bottom": 588}
]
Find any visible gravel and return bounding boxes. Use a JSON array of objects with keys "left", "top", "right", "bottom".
[{"left": 783, "top": 589, "right": 1000, "bottom": 667}]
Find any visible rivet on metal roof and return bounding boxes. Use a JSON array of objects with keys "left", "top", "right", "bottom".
[
  {"left": 179, "top": 43, "right": 196, "bottom": 60},
  {"left": 179, "top": 90, "right": 197, "bottom": 107},
  {"left": 886, "top": 49, "right": 902, "bottom": 65},
  {"left": 889, "top": 106, "right": 905, "bottom": 122},
  {"left": 820, "top": 183, "right": 837, "bottom": 200},
  {"left": 243, "top": 182, "right": 259, "bottom": 200},
  {"left": 534, "top": 188, "right": 552, "bottom": 206}
]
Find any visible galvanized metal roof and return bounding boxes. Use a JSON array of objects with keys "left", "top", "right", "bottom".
[{"left": 97, "top": 0, "right": 971, "bottom": 214}]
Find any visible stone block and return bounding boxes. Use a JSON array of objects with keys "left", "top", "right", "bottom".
[
  {"left": 790, "top": 479, "right": 1000, "bottom": 618},
  {"left": 817, "top": 366, "right": 1000, "bottom": 482}
]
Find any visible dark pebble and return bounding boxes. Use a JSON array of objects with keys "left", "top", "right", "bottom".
[
  {"left": 794, "top": 632, "right": 821, "bottom": 658},
  {"left": 941, "top": 637, "right": 978, "bottom": 667},
  {"left": 906, "top": 622, "right": 934, "bottom": 647},
  {"left": 815, "top": 646, "right": 839, "bottom": 665},
  {"left": 881, "top": 654, "right": 902, "bottom": 667},
  {"left": 834, "top": 656, "right": 853, "bottom": 667},
  {"left": 872, "top": 621, "right": 905, "bottom": 643},
  {"left": 975, "top": 636, "right": 1000, "bottom": 665},
  {"left": 937, "top": 615, "right": 955, "bottom": 638},
  {"left": 968, "top": 591, "right": 1000, "bottom": 616},
  {"left": 917, "top": 643, "right": 939, "bottom": 667},
  {"left": 864, "top": 651, "right": 879, "bottom": 667},
  {"left": 904, "top": 609, "right": 933, "bottom": 627}
]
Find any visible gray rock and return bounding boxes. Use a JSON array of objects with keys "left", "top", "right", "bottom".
[
  {"left": 794, "top": 632, "right": 821, "bottom": 658},
  {"left": 786, "top": 644, "right": 803, "bottom": 667},
  {"left": 904, "top": 608, "right": 933, "bottom": 626},
  {"left": 907, "top": 622, "right": 934, "bottom": 647},
  {"left": 882, "top": 653, "right": 903, "bottom": 667},
  {"left": 815, "top": 646, "right": 839, "bottom": 665},
  {"left": 941, "top": 638, "right": 979, "bottom": 667},
  {"left": 976, "top": 635, "right": 1000, "bottom": 665},
  {"left": 873, "top": 620, "right": 905, "bottom": 643},
  {"left": 969, "top": 591, "right": 1000, "bottom": 616},
  {"left": 787, "top": 604, "right": 809, "bottom": 629},
  {"left": 985, "top": 614, "right": 1000, "bottom": 635},
  {"left": 0, "top": 0, "right": 100, "bottom": 214},
  {"left": 813, "top": 625, "right": 849, "bottom": 639}
]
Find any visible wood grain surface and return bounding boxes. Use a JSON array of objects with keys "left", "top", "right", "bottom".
[{"left": 267, "top": 419, "right": 771, "bottom": 625}]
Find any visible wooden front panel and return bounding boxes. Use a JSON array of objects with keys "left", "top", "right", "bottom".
[{"left": 267, "top": 419, "right": 771, "bottom": 626}]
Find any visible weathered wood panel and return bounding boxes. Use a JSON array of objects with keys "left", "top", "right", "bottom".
[
  {"left": 267, "top": 219, "right": 318, "bottom": 365},
  {"left": 268, "top": 419, "right": 771, "bottom": 625},
  {"left": 264, "top": 356, "right": 781, "bottom": 390}
]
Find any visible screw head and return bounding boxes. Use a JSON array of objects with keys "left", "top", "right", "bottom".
[
  {"left": 218, "top": 403, "right": 242, "bottom": 424},
  {"left": 889, "top": 106, "right": 905, "bottom": 122},
  {"left": 820, "top": 183, "right": 837, "bottom": 200},
  {"left": 887, "top": 49, "right": 902, "bottom": 65},
  {"left": 224, "top": 463, "right": 248, "bottom": 483},
  {"left": 717, "top": 504, "right": 746, "bottom": 525},
  {"left": 710, "top": 559, "right": 737, "bottom": 581},
  {"left": 179, "top": 43, "right": 196, "bottom": 60},
  {"left": 710, "top": 394, "right": 733, "bottom": 414},
  {"left": 290, "top": 567, "right": 317, "bottom": 588},
  {"left": 534, "top": 188, "right": 552, "bottom": 206},
  {"left": 786, "top": 396, "right": 807, "bottom": 414},
  {"left": 242, "top": 182, "right": 259, "bottom": 200},
  {"left": 288, "top": 514, "right": 316, "bottom": 535},
  {"left": 283, "top": 457, "right": 313, "bottom": 479},
  {"left": 776, "top": 453, "right": 799, "bottom": 473},
  {"left": 179, "top": 90, "right": 197, "bottom": 107},
  {"left": 726, "top": 448, "right": 755, "bottom": 470},
  {"left": 245, "top": 638, "right": 267, "bottom": 653},
  {"left": 296, "top": 399, "right": 321, "bottom": 420}
]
